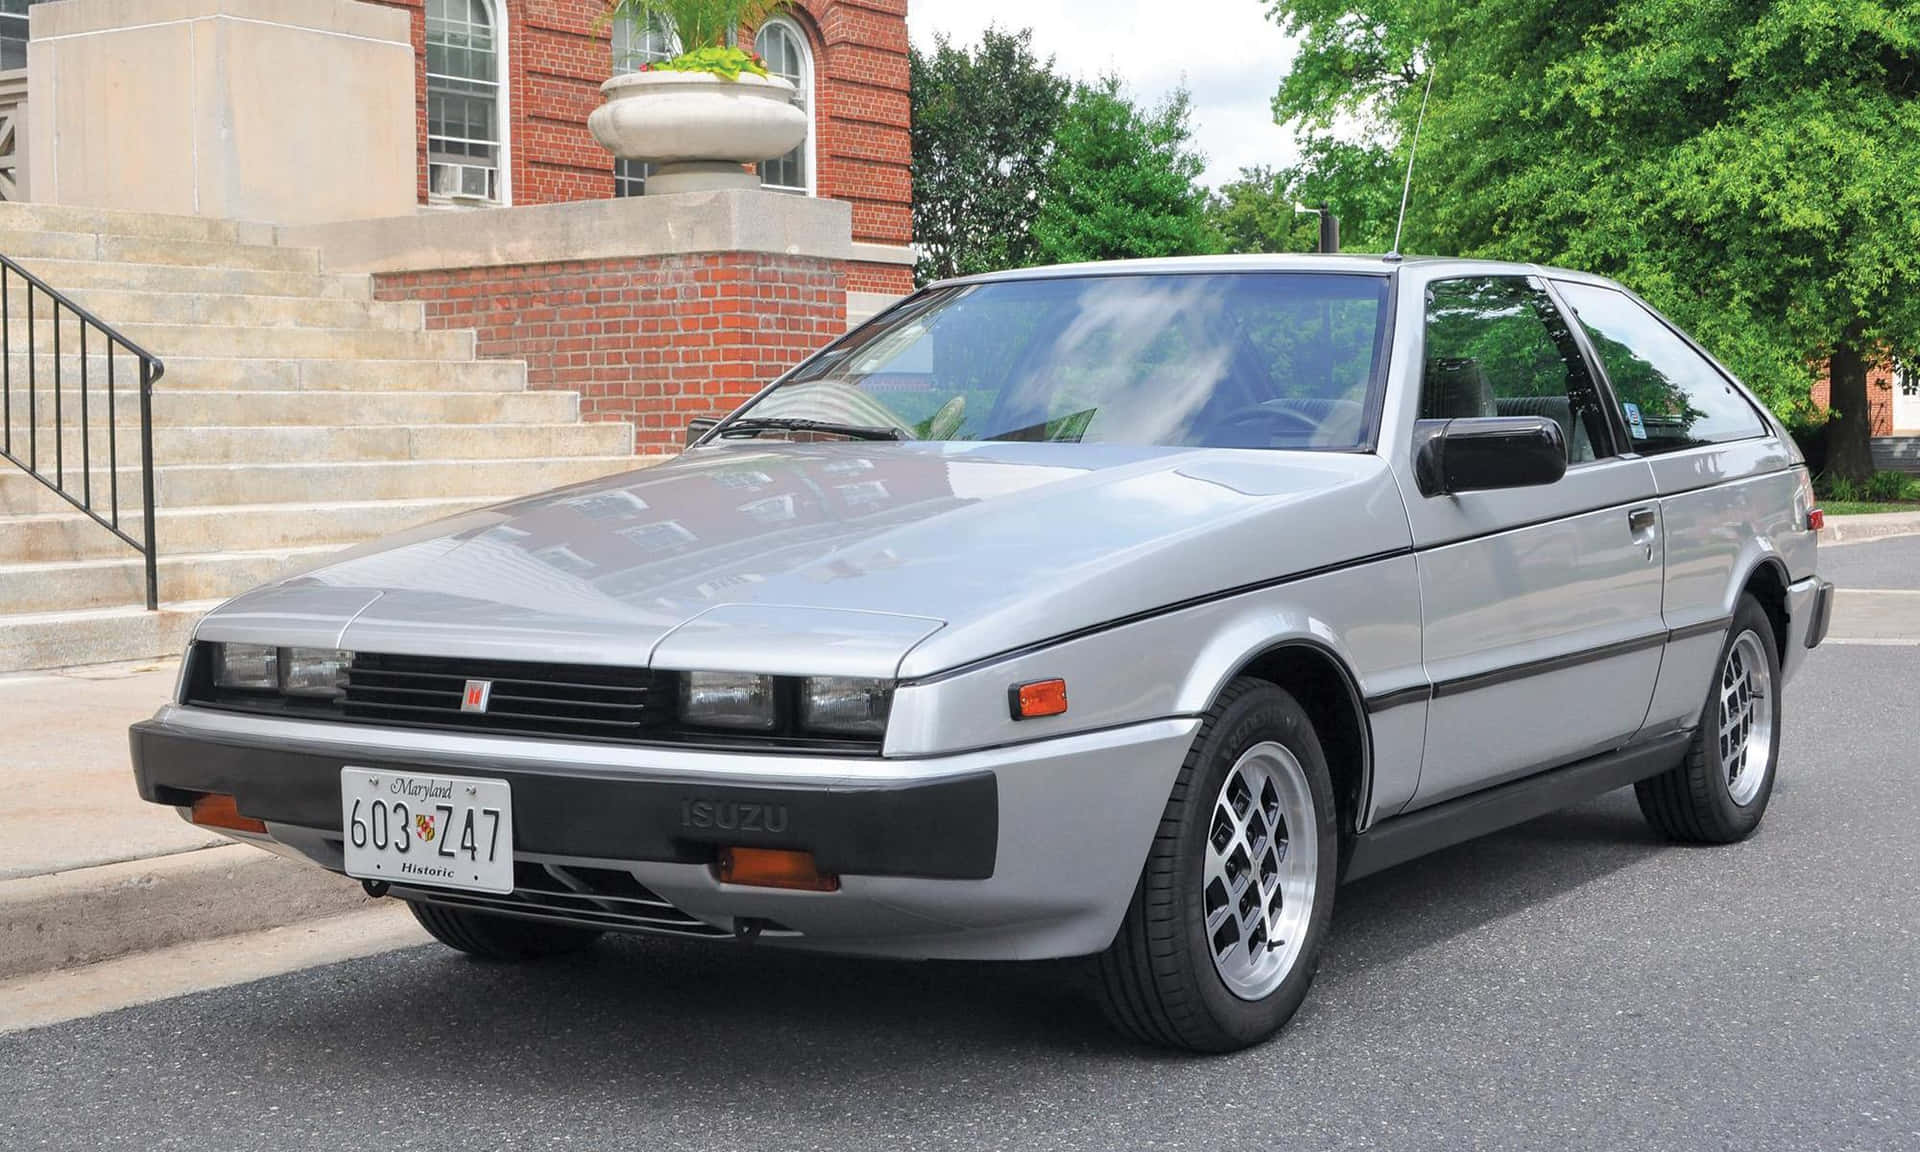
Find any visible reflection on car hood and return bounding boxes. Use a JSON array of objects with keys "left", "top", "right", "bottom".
[{"left": 195, "top": 442, "right": 1412, "bottom": 679}]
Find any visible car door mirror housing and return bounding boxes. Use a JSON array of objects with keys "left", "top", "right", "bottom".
[{"left": 1414, "top": 416, "right": 1568, "bottom": 497}]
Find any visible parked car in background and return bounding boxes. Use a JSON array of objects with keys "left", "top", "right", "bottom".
[{"left": 131, "top": 256, "right": 1833, "bottom": 1051}]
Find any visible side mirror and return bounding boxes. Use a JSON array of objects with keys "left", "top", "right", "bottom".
[
  {"left": 1414, "top": 416, "right": 1567, "bottom": 497},
  {"left": 685, "top": 415, "right": 722, "bottom": 446}
]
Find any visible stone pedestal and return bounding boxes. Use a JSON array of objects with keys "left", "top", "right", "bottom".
[{"left": 26, "top": 0, "right": 415, "bottom": 225}]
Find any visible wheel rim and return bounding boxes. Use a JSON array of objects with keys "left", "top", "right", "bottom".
[
  {"left": 1202, "top": 741, "right": 1319, "bottom": 1001},
  {"left": 1719, "top": 630, "right": 1774, "bottom": 807}
]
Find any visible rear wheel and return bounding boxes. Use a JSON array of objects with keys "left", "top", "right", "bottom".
[
  {"left": 1095, "top": 678, "right": 1339, "bottom": 1052},
  {"left": 409, "top": 901, "right": 603, "bottom": 961},
  {"left": 1637, "top": 594, "right": 1781, "bottom": 843}
]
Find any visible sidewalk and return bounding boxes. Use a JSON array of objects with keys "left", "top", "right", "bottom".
[{"left": 0, "top": 658, "right": 372, "bottom": 980}]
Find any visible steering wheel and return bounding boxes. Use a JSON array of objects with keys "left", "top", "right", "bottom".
[{"left": 1212, "top": 403, "right": 1322, "bottom": 443}]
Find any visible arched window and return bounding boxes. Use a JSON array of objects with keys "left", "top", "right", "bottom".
[
  {"left": 753, "top": 16, "right": 814, "bottom": 194},
  {"left": 612, "top": 13, "right": 679, "bottom": 197},
  {"left": 427, "top": 0, "right": 508, "bottom": 204}
]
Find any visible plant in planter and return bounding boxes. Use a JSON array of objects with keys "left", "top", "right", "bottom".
[{"left": 590, "top": 0, "right": 808, "bottom": 195}]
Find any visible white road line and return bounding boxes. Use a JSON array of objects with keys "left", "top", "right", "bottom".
[
  {"left": 0, "top": 904, "right": 427, "bottom": 1035},
  {"left": 1836, "top": 587, "right": 1920, "bottom": 595},
  {"left": 1820, "top": 638, "right": 1920, "bottom": 646}
]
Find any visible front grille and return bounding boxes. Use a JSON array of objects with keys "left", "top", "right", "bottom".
[
  {"left": 183, "top": 645, "right": 884, "bottom": 754},
  {"left": 342, "top": 652, "right": 658, "bottom": 742},
  {"left": 393, "top": 861, "right": 737, "bottom": 939}
]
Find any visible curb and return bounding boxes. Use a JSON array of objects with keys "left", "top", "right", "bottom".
[
  {"left": 1820, "top": 510, "right": 1920, "bottom": 546},
  {"left": 0, "top": 842, "right": 374, "bottom": 981}
]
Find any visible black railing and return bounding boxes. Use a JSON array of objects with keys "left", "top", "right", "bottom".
[{"left": 0, "top": 254, "right": 165, "bottom": 609}]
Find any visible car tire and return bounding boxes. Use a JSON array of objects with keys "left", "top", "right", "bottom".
[
  {"left": 1636, "top": 593, "right": 1782, "bottom": 844},
  {"left": 408, "top": 901, "right": 603, "bottom": 961},
  {"left": 1095, "top": 677, "right": 1340, "bottom": 1052}
]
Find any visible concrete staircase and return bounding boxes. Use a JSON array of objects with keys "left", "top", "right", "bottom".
[
  {"left": 0, "top": 203, "right": 646, "bottom": 673},
  {"left": 1870, "top": 437, "right": 1920, "bottom": 475}
]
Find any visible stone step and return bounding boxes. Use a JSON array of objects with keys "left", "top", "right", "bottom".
[
  {"left": 1, "top": 497, "right": 494, "bottom": 563},
  {"left": 0, "top": 355, "right": 528, "bottom": 392},
  {"left": 0, "top": 231, "right": 320, "bottom": 273},
  {"left": 0, "top": 546, "right": 341, "bottom": 614},
  {"left": 0, "top": 454, "right": 640, "bottom": 514},
  {"left": 110, "top": 323, "right": 474, "bottom": 361},
  {"left": 0, "top": 599, "right": 220, "bottom": 674},
  {"left": 6, "top": 388, "right": 579, "bottom": 429},
  {"left": 18, "top": 258, "right": 370, "bottom": 301},
  {"left": 33, "top": 421, "right": 634, "bottom": 467},
  {"left": 1, "top": 289, "right": 424, "bottom": 331},
  {"left": 0, "top": 202, "right": 276, "bottom": 246}
]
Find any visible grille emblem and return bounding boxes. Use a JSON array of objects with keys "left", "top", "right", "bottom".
[{"left": 461, "top": 680, "right": 492, "bottom": 714}]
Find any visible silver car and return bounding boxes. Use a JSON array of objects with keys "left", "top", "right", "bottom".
[{"left": 131, "top": 256, "right": 1834, "bottom": 1051}]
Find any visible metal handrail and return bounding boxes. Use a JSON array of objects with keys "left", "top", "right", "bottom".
[{"left": 0, "top": 253, "right": 165, "bottom": 610}]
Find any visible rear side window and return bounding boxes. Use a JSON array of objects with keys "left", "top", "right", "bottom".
[
  {"left": 1554, "top": 282, "right": 1766, "bottom": 453},
  {"left": 1420, "top": 276, "right": 1612, "bottom": 464}
]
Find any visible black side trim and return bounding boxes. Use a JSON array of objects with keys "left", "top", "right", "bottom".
[
  {"left": 130, "top": 723, "right": 997, "bottom": 881},
  {"left": 1430, "top": 631, "right": 1667, "bottom": 699},
  {"left": 1343, "top": 730, "right": 1691, "bottom": 881},
  {"left": 1668, "top": 616, "right": 1734, "bottom": 644},
  {"left": 901, "top": 546, "right": 1416, "bottom": 686},
  {"left": 1366, "top": 684, "right": 1432, "bottom": 713}
]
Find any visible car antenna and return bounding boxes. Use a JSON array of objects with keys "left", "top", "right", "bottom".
[{"left": 1385, "top": 62, "right": 1437, "bottom": 263}]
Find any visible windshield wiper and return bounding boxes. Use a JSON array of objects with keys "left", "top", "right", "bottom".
[{"left": 718, "top": 417, "right": 908, "bottom": 442}]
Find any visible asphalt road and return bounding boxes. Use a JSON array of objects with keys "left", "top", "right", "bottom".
[{"left": 3, "top": 561, "right": 1916, "bottom": 1150}]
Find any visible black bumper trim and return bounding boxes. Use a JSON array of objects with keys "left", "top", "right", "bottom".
[
  {"left": 130, "top": 721, "right": 998, "bottom": 881},
  {"left": 1806, "top": 578, "right": 1835, "bottom": 650}
]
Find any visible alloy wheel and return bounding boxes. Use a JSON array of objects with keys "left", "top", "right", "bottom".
[
  {"left": 1719, "top": 630, "right": 1774, "bottom": 807},
  {"left": 1202, "top": 741, "right": 1320, "bottom": 1000}
]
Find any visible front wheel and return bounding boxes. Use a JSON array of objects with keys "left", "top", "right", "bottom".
[
  {"left": 1636, "top": 593, "right": 1782, "bottom": 843},
  {"left": 1095, "top": 678, "right": 1339, "bottom": 1052},
  {"left": 409, "top": 901, "right": 603, "bottom": 961}
]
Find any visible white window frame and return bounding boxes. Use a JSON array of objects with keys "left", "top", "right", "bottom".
[
  {"left": 754, "top": 14, "right": 816, "bottom": 196},
  {"left": 426, "top": 0, "right": 512, "bottom": 207},
  {"left": 612, "top": 12, "right": 680, "bottom": 197}
]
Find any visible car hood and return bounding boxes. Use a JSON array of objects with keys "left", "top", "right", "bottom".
[{"left": 195, "top": 442, "right": 1412, "bottom": 679}]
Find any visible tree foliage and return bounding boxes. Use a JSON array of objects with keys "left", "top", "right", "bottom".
[
  {"left": 1265, "top": 0, "right": 1920, "bottom": 479},
  {"left": 1031, "top": 78, "right": 1217, "bottom": 265},
  {"left": 910, "top": 28, "right": 1070, "bottom": 284}
]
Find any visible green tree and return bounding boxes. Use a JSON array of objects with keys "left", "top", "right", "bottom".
[
  {"left": 1266, "top": 0, "right": 1920, "bottom": 481},
  {"left": 910, "top": 28, "right": 1070, "bottom": 285},
  {"left": 1032, "top": 77, "right": 1216, "bottom": 264},
  {"left": 1207, "top": 142, "right": 1402, "bottom": 253}
]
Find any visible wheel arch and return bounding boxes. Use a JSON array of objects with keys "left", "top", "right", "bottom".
[
  {"left": 1211, "top": 638, "right": 1372, "bottom": 848},
  {"left": 1738, "top": 555, "right": 1792, "bottom": 668}
]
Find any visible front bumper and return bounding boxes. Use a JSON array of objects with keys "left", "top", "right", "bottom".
[{"left": 130, "top": 708, "right": 1196, "bottom": 961}]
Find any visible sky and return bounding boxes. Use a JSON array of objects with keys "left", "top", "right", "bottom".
[{"left": 906, "top": 0, "right": 1304, "bottom": 188}]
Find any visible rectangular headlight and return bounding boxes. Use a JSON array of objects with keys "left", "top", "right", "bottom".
[
  {"left": 801, "top": 676, "right": 892, "bottom": 737},
  {"left": 213, "top": 643, "right": 278, "bottom": 691},
  {"left": 281, "top": 648, "right": 353, "bottom": 698},
  {"left": 681, "top": 671, "right": 776, "bottom": 731}
]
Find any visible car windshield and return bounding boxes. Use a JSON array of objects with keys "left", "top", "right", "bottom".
[{"left": 730, "top": 272, "right": 1392, "bottom": 450}]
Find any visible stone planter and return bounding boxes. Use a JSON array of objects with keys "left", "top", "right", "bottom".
[{"left": 588, "top": 70, "right": 807, "bottom": 195}]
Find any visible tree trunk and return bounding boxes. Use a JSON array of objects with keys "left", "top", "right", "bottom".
[{"left": 1827, "top": 326, "right": 1875, "bottom": 484}]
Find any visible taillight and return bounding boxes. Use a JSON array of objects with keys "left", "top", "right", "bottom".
[{"left": 1808, "top": 507, "right": 1826, "bottom": 532}]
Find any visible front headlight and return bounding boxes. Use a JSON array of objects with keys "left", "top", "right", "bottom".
[
  {"left": 681, "top": 671, "right": 776, "bottom": 730},
  {"left": 281, "top": 648, "right": 352, "bottom": 699},
  {"left": 213, "top": 643, "right": 278, "bottom": 690},
  {"left": 801, "top": 676, "right": 893, "bottom": 736}
]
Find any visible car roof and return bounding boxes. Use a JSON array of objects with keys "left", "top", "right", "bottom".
[{"left": 931, "top": 253, "right": 1625, "bottom": 291}]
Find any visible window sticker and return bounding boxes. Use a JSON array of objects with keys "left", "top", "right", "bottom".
[{"left": 1622, "top": 401, "right": 1648, "bottom": 440}]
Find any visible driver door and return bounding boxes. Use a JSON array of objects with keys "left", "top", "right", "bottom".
[{"left": 1396, "top": 275, "right": 1666, "bottom": 809}]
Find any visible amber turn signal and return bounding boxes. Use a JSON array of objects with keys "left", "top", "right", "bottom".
[
  {"left": 189, "top": 792, "right": 268, "bottom": 834},
  {"left": 717, "top": 847, "right": 839, "bottom": 892},
  {"left": 1009, "top": 678, "right": 1069, "bottom": 720}
]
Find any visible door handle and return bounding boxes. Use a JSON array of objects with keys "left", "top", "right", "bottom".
[{"left": 1628, "top": 506, "right": 1658, "bottom": 559}]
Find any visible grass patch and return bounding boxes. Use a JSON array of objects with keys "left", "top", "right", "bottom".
[{"left": 1820, "top": 500, "right": 1920, "bottom": 517}]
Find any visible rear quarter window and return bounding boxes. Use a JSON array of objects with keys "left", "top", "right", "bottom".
[{"left": 1554, "top": 281, "right": 1767, "bottom": 453}]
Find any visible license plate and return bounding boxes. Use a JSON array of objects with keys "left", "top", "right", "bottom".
[{"left": 340, "top": 768, "right": 514, "bottom": 895}]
